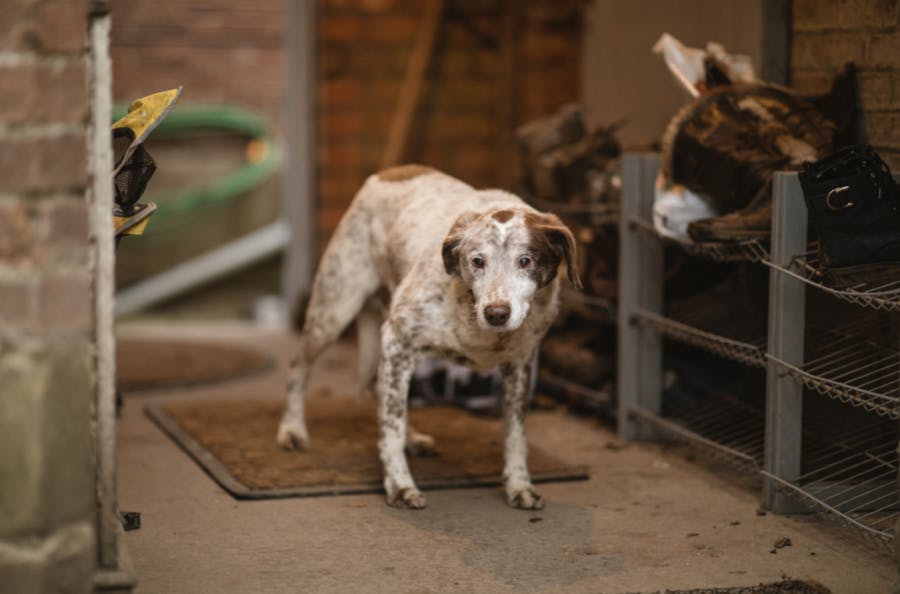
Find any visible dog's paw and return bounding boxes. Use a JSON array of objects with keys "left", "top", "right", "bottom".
[
  {"left": 405, "top": 431, "right": 438, "bottom": 457},
  {"left": 507, "top": 486, "right": 544, "bottom": 510},
  {"left": 276, "top": 418, "right": 309, "bottom": 451},
  {"left": 386, "top": 486, "right": 427, "bottom": 509}
]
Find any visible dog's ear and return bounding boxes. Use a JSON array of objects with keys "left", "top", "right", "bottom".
[
  {"left": 528, "top": 212, "right": 583, "bottom": 289},
  {"left": 442, "top": 211, "right": 479, "bottom": 276}
]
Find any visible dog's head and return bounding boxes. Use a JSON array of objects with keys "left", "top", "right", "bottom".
[{"left": 441, "top": 207, "right": 581, "bottom": 332}]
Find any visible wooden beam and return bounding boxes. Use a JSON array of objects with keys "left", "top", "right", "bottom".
[{"left": 380, "top": 0, "right": 444, "bottom": 169}]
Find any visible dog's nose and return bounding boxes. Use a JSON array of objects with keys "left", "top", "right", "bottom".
[{"left": 484, "top": 303, "right": 511, "bottom": 326}]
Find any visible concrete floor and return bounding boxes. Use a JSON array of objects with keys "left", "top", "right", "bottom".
[{"left": 117, "top": 321, "right": 896, "bottom": 594}]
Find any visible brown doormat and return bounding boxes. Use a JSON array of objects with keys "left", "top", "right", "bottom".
[
  {"left": 117, "top": 337, "right": 273, "bottom": 392},
  {"left": 631, "top": 580, "right": 830, "bottom": 593},
  {"left": 145, "top": 396, "right": 589, "bottom": 499}
]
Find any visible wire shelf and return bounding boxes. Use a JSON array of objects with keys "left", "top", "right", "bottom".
[
  {"left": 764, "top": 248, "right": 900, "bottom": 312},
  {"left": 629, "top": 216, "right": 769, "bottom": 263},
  {"left": 763, "top": 421, "right": 899, "bottom": 551},
  {"left": 630, "top": 393, "right": 764, "bottom": 473},
  {"left": 768, "top": 315, "right": 900, "bottom": 419},
  {"left": 632, "top": 306, "right": 767, "bottom": 368},
  {"left": 633, "top": 390, "right": 898, "bottom": 549},
  {"left": 559, "top": 286, "right": 616, "bottom": 322}
]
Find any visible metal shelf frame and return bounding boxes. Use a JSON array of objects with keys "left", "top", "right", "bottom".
[{"left": 618, "top": 154, "right": 900, "bottom": 549}]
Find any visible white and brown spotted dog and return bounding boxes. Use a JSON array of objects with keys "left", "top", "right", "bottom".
[{"left": 277, "top": 164, "right": 581, "bottom": 509}]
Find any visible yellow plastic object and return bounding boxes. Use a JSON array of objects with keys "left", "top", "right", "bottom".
[
  {"left": 112, "top": 87, "right": 183, "bottom": 175},
  {"left": 114, "top": 203, "right": 157, "bottom": 237}
]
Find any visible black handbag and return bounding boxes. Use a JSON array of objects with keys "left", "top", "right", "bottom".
[{"left": 798, "top": 145, "right": 900, "bottom": 279}]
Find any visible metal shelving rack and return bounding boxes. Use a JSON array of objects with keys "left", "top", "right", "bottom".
[
  {"left": 763, "top": 171, "right": 900, "bottom": 549},
  {"left": 618, "top": 153, "right": 768, "bottom": 460},
  {"left": 618, "top": 153, "right": 900, "bottom": 552}
]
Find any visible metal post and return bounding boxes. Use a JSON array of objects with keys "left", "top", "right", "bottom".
[
  {"left": 617, "top": 153, "right": 663, "bottom": 440},
  {"left": 282, "top": 0, "right": 317, "bottom": 323},
  {"left": 764, "top": 171, "right": 808, "bottom": 513},
  {"left": 88, "top": 10, "right": 119, "bottom": 571}
]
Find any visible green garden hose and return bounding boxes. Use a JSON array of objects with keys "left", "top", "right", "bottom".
[{"left": 111, "top": 104, "right": 281, "bottom": 227}]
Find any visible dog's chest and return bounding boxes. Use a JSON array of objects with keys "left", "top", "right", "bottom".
[{"left": 427, "top": 301, "right": 553, "bottom": 370}]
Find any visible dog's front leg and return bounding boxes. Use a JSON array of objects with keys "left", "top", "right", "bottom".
[
  {"left": 377, "top": 326, "right": 426, "bottom": 509},
  {"left": 500, "top": 360, "right": 544, "bottom": 510}
]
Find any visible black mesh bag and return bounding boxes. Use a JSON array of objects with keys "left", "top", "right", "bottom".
[{"left": 112, "top": 127, "right": 156, "bottom": 216}]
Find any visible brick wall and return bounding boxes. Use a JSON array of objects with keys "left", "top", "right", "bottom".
[
  {"left": 109, "top": 1, "right": 583, "bottom": 248},
  {"left": 0, "top": 0, "right": 97, "bottom": 591},
  {"left": 791, "top": 0, "right": 900, "bottom": 168},
  {"left": 318, "top": 0, "right": 582, "bottom": 238},
  {"left": 109, "top": 0, "right": 285, "bottom": 123}
]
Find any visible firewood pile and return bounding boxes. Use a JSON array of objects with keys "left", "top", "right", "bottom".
[{"left": 515, "top": 104, "right": 624, "bottom": 417}]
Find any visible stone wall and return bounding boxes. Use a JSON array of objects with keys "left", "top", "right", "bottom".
[
  {"left": 791, "top": 0, "right": 900, "bottom": 168},
  {"left": 0, "top": 0, "right": 97, "bottom": 592}
]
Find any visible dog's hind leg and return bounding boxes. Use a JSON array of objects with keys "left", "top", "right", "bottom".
[
  {"left": 277, "top": 208, "right": 380, "bottom": 450},
  {"left": 355, "top": 295, "right": 384, "bottom": 401}
]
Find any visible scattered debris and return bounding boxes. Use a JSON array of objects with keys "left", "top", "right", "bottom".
[
  {"left": 347, "top": 501, "right": 367, "bottom": 508},
  {"left": 730, "top": 521, "right": 741, "bottom": 526},
  {"left": 529, "top": 517, "right": 543, "bottom": 524},
  {"left": 774, "top": 537, "right": 792, "bottom": 549},
  {"left": 755, "top": 507, "right": 767, "bottom": 516},
  {"left": 686, "top": 532, "right": 700, "bottom": 538}
]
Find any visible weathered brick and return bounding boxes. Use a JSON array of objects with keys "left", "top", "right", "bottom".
[
  {"left": 319, "top": 141, "right": 364, "bottom": 169},
  {"left": 857, "top": 71, "right": 895, "bottom": 109},
  {"left": 521, "top": 33, "right": 578, "bottom": 64},
  {"left": 364, "top": 14, "right": 418, "bottom": 44},
  {"left": 893, "top": 73, "right": 900, "bottom": 108},
  {"left": 344, "top": 45, "right": 411, "bottom": 79},
  {"left": 791, "top": 69, "right": 838, "bottom": 95},
  {"left": 36, "top": 270, "right": 92, "bottom": 332},
  {"left": 319, "top": 77, "right": 364, "bottom": 108},
  {"left": 35, "top": 199, "right": 90, "bottom": 267},
  {"left": 876, "top": 147, "right": 900, "bottom": 169},
  {"left": 320, "top": 110, "right": 366, "bottom": 139},
  {"left": 323, "top": 0, "right": 405, "bottom": 12},
  {"left": 0, "top": 276, "right": 33, "bottom": 328},
  {"left": 318, "top": 174, "right": 363, "bottom": 206},
  {"left": 0, "top": 200, "right": 34, "bottom": 262},
  {"left": 793, "top": 0, "right": 899, "bottom": 32},
  {"left": 865, "top": 110, "right": 900, "bottom": 148},
  {"left": 867, "top": 31, "right": 900, "bottom": 67},
  {"left": 430, "top": 79, "right": 496, "bottom": 113},
  {"left": 792, "top": 32, "right": 866, "bottom": 70},
  {"left": 0, "top": 134, "right": 88, "bottom": 194},
  {"left": 320, "top": 14, "right": 363, "bottom": 42},
  {"left": 0, "top": 0, "right": 91, "bottom": 53},
  {"left": 0, "top": 60, "right": 88, "bottom": 126},
  {"left": 425, "top": 114, "right": 497, "bottom": 142}
]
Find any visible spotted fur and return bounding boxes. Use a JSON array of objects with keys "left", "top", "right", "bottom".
[{"left": 277, "top": 166, "right": 580, "bottom": 509}]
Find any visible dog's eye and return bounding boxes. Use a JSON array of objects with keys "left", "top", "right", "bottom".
[
  {"left": 518, "top": 256, "right": 532, "bottom": 268},
  {"left": 471, "top": 256, "right": 485, "bottom": 269}
]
